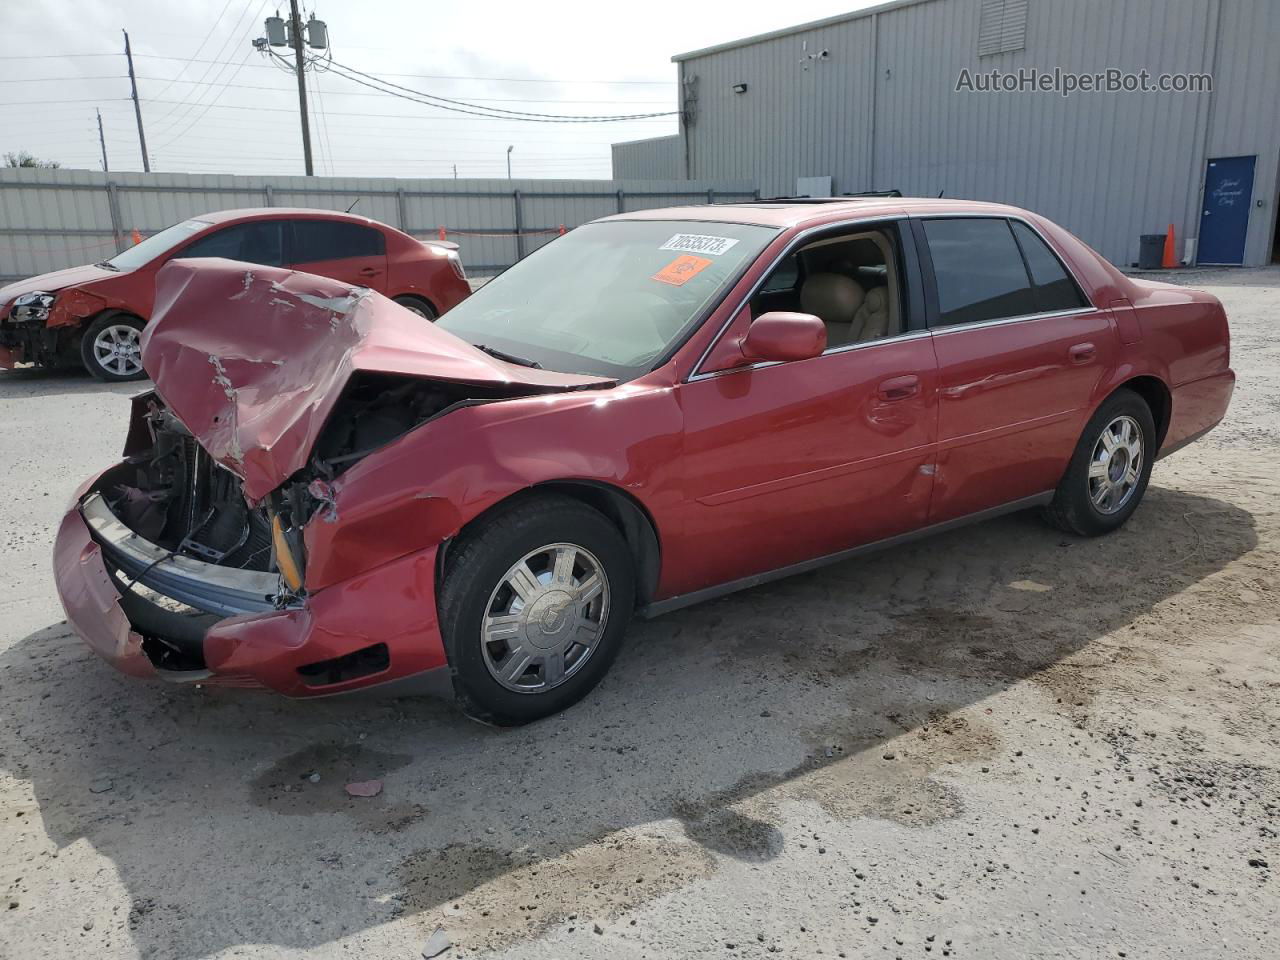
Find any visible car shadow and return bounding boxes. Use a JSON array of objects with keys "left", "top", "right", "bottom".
[
  {"left": 0, "top": 366, "right": 147, "bottom": 401},
  {"left": 0, "top": 485, "right": 1256, "bottom": 956}
]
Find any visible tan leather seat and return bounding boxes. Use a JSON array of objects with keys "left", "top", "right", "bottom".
[
  {"left": 799, "top": 273, "right": 864, "bottom": 347},
  {"left": 852, "top": 286, "right": 890, "bottom": 341}
]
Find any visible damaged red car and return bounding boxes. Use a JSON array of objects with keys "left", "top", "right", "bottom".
[
  {"left": 53, "top": 198, "right": 1234, "bottom": 724},
  {"left": 0, "top": 208, "right": 469, "bottom": 381}
]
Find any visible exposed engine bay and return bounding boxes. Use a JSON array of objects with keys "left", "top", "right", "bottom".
[
  {"left": 98, "top": 374, "right": 535, "bottom": 580},
  {"left": 105, "top": 406, "right": 275, "bottom": 571}
]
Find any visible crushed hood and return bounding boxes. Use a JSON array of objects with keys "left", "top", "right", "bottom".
[
  {"left": 0, "top": 262, "right": 118, "bottom": 305},
  {"left": 141, "top": 258, "right": 612, "bottom": 502}
]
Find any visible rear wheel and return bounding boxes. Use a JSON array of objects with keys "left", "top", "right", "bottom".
[
  {"left": 1044, "top": 388, "right": 1156, "bottom": 536},
  {"left": 439, "top": 494, "right": 634, "bottom": 725},
  {"left": 81, "top": 314, "right": 147, "bottom": 382},
  {"left": 392, "top": 295, "right": 436, "bottom": 321}
]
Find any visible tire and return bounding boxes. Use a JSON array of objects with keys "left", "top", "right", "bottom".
[
  {"left": 438, "top": 494, "right": 635, "bottom": 725},
  {"left": 392, "top": 295, "right": 437, "bottom": 321},
  {"left": 1043, "top": 388, "right": 1156, "bottom": 537},
  {"left": 80, "top": 313, "right": 147, "bottom": 382}
]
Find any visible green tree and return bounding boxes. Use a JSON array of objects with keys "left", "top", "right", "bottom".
[{"left": 3, "top": 151, "right": 60, "bottom": 169}]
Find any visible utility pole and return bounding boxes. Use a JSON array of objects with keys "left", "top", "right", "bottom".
[
  {"left": 122, "top": 30, "right": 150, "bottom": 172},
  {"left": 288, "top": 0, "right": 314, "bottom": 176},
  {"left": 452, "top": 164, "right": 457, "bottom": 179},
  {"left": 506, "top": 145, "right": 514, "bottom": 180},
  {"left": 96, "top": 109, "right": 109, "bottom": 172},
  {"left": 254, "top": 10, "right": 326, "bottom": 176}
]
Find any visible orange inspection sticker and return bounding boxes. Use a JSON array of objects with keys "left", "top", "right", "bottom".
[{"left": 651, "top": 254, "right": 713, "bottom": 286}]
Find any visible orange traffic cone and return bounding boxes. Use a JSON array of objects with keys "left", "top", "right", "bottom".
[
  {"left": 1161, "top": 223, "right": 1178, "bottom": 269},
  {"left": 131, "top": 228, "right": 143, "bottom": 245}
]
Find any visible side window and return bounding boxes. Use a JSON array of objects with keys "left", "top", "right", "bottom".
[
  {"left": 923, "top": 218, "right": 1037, "bottom": 326},
  {"left": 1010, "top": 221, "right": 1089, "bottom": 313},
  {"left": 291, "top": 220, "right": 385, "bottom": 264},
  {"left": 750, "top": 225, "right": 904, "bottom": 349},
  {"left": 177, "top": 221, "right": 285, "bottom": 267},
  {"left": 758, "top": 254, "right": 800, "bottom": 295}
]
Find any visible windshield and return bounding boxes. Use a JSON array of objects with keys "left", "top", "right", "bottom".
[
  {"left": 106, "top": 219, "right": 209, "bottom": 271},
  {"left": 435, "top": 220, "right": 777, "bottom": 378}
]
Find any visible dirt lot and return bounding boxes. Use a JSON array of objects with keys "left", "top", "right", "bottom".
[{"left": 1, "top": 268, "right": 1277, "bottom": 960}]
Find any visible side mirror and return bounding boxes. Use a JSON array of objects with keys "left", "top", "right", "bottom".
[{"left": 739, "top": 311, "right": 827, "bottom": 364}]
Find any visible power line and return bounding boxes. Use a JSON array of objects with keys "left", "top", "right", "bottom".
[
  {"left": 0, "top": 52, "right": 675, "bottom": 85},
  {"left": 143, "top": 0, "right": 239, "bottom": 104},
  {"left": 72, "top": 98, "right": 675, "bottom": 121},
  {"left": 322, "top": 60, "right": 679, "bottom": 123},
  {"left": 0, "top": 75, "right": 128, "bottom": 83},
  {"left": 307, "top": 64, "right": 334, "bottom": 176},
  {"left": 0, "top": 97, "right": 131, "bottom": 107},
  {"left": 149, "top": 0, "right": 266, "bottom": 131},
  {"left": 130, "top": 75, "right": 674, "bottom": 104}
]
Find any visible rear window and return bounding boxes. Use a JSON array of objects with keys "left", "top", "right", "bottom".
[
  {"left": 291, "top": 220, "right": 385, "bottom": 263},
  {"left": 1010, "top": 221, "right": 1089, "bottom": 313}
]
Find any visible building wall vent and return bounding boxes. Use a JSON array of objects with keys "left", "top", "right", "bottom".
[{"left": 978, "top": 0, "right": 1029, "bottom": 57}]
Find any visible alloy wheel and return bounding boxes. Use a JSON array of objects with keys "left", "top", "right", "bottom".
[
  {"left": 92, "top": 324, "right": 144, "bottom": 378},
  {"left": 1088, "top": 414, "right": 1143, "bottom": 515},
  {"left": 480, "top": 542, "right": 610, "bottom": 694}
]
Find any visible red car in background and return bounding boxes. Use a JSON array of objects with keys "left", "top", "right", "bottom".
[
  {"left": 0, "top": 208, "right": 470, "bottom": 381},
  {"left": 52, "top": 198, "right": 1234, "bottom": 724}
]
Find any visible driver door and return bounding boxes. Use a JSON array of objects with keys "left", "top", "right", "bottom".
[{"left": 672, "top": 221, "right": 939, "bottom": 596}]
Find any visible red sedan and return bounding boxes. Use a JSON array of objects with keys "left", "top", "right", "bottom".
[
  {"left": 52, "top": 198, "right": 1233, "bottom": 724},
  {"left": 0, "top": 208, "right": 470, "bottom": 381}
]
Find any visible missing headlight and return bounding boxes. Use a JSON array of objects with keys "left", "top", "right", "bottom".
[{"left": 10, "top": 291, "right": 54, "bottom": 323}]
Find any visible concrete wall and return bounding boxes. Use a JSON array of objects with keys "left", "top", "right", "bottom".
[
  {"left": 611, "top": 136, "right": 684, "bottom": 180},
  {"left": 0, "top": 169, "right": 756, "bottom": 281},
  {"left": 673, "top": 0, "right": 1280, "bottom": 267}
]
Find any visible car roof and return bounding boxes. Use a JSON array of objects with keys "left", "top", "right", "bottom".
[
  {"left": 597, "top": 197, "right": 1034, "bottom": 229},
  {"left": 190, "top": 207, "right": 388, "bottom": 228}
]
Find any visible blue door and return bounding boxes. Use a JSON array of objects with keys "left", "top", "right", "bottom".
[{"left": 1198, "top": 155, "right": 1256, "bottom": 265}]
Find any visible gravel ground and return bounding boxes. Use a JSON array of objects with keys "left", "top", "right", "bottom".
[{"left": 1, "top": 268, "right": 1277, "bottom": 960}]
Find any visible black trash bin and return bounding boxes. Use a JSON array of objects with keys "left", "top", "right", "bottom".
[{"left": 1138, "top": 234, "right": 1165, "bottom": 269}]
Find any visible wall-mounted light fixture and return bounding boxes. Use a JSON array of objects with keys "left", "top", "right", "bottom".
[{"left": 732, "top": 82, "right": 748, "bottom": 94}]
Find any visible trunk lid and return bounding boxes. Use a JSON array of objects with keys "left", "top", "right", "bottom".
[{"left": 141, "top": 259, "right": 612, "bottom": 502}]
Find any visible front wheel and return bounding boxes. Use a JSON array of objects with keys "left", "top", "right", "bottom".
[
  {"left": 1044, "top": 388, "right": 1156, "bottom": 536},
  {"left": 81, "top": 314, "right": 147, "bottom": 382},
  {"left": 392, "top": 295, "right": 436, "bottom": 321},
  {"left": 438, "top": 494, "right": 635, "bottom": 725}
]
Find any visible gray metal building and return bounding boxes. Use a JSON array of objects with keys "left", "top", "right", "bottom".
[
  {"left": 615, "top": 0, "right": 1280, "bottom": 268},
  {"left": 610, "top": 135, "right": 683, "bottom": 180}
]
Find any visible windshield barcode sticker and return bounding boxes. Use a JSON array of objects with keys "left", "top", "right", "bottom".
[{"left": 660, "top": 234, "right": 740, "bottom": 256}]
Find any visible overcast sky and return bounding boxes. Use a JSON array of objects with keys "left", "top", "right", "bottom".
[{"left": 0, "top": 1, "right": 874, "bottom": 180}]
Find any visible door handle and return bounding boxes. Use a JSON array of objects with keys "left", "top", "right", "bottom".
[
  {"left": 877, "top": 374, "right": 920, "bottom": 402},
  {"left": 358, "top": 266, "right": 380, "bottom": 277},
  {"left": 1069, "top": 342, "right": 1096, "bottom": 364}
]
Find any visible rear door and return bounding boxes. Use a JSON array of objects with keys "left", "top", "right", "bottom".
[
  {"left": 288, "top": 219, "right": 389, "bottom": 292},
  {"left": 916, "top": 216, "right": 1114, "bottom": 523}
]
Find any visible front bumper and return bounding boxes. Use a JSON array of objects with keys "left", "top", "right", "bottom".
[{"left": 54, "top": 480, "right": 451, "bottom": 697}]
